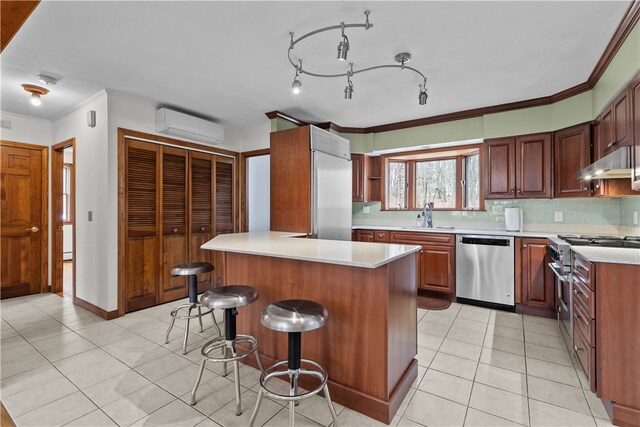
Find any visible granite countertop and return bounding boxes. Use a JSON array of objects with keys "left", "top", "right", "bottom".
[
  {"left": 571, "top": 246, "right": 640, "bottom": 265},
  {"left": 201, "top": 231, "right": 421, "bottom": 269},
  {"left": 352, "top": 225, "right": 556, "bottom": 239}
]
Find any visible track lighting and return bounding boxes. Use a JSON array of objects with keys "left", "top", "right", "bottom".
[
  {"left": 292, "top": 61, "right": 302, "bottom": 94},
  {"left": 419, "top": 81, "right": 428, "bottom": 106},
  {"left": 22, "top": 84, "right": 49, "bottom": 107},
  {"left": 287, "top": 11, "right": 429, "bottom": 105},
  {"left": 344, "top": 64, "right": 354, "bottom": 99},
  {"left": 337, "top": 23, "right": 349, "bottom": 61}
]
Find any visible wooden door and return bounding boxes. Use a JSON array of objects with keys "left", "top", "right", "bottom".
[
  {"left": 600, "top": 105, "right": 615, "bottom": 158},
  {"left": 356, "top": 230, "right": 374, "bottom": 242},
  {"left": 352, "top": 153, "right": 364, "bottom": 202},
  {"left": 554, "top": 124, "right": 591, "bottom": 198},
  {"left": 483, "top": 138, "right": 516, "bottom": 199},
  {"left": 633, "top": 76, "right": 640, "bottom": 191},
  {"left": 516, "top": 133, "right": 552, "bottom": 198},
  {"left": 613, "top": 91, "right": 631, "bottom": 150},
  {"left": 521, "top": 238, "right": 553, "bottom": 308},
  {"left": 125, "top": 140, "right": 160, "bottom": 312},
  {"left": 189, "top": 151, "right": 215, "bottom": 293},
  {"left": 159, "top": 146, "right": 188, "bottom": 303},
  {"left": 420, "top": 246, "right": 455, "bottom": 294},
  {"left": 0, "top": 143, "right": 46, "bottom": 298},
  {"left": 213, "top": 155, "right": 235, "bottom": 287}
]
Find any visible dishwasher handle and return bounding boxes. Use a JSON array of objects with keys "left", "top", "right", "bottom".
[{"left": 458, "top": 236, "right": 511, "bottom": 246}]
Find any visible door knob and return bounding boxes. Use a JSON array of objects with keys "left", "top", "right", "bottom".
[{"left": 26, "top": 226, "right": 39, "bottom": 233}]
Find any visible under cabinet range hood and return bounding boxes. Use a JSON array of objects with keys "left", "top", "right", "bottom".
[{"left": 577, "top": 146, "right": 631, "bottom": 180}]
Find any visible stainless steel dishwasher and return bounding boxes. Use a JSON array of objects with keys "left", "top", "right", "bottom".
[{"left": 456, "top": 235, "right": 515, "bottom": 309}]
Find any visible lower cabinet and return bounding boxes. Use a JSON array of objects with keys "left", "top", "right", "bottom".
[
  {"left": 517, "top": 237, "right": 555, "bottom": 312},
  {"left": 389, "top": 231, "right": 456, "bottom": 295},
  {"left": 355, "top": 230, "right": 375, "bottom": 242}
]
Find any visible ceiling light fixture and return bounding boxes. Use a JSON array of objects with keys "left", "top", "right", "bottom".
[
  {"left": 291, "top": 60, "right": 302, "bottom": 94},
  {"left": 287, "top": 11, "right": 429, "bottom": 105},
  {"left": 344, "top": 63, "right": 354, "bottom": 99},
  {"left": 22, "top": 84, "right": 49, "bottom": 107},
  {"left": 37, "top": 74, "right": 58, "bottom": 85}
]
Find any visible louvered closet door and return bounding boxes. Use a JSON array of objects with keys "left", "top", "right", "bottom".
[
  {"left": 125, "top": 140, "right": 160, "bottom": 312},
  {"left": 189, "top": 151, "right": 215, "bottom": 293},
  {"left": 160, "top": 146, "right": 189, "bottom": 303},
  {"left": 212, "top": 156, "right": 235, "bottom": 287}
]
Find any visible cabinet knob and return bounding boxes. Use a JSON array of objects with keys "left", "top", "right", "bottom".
[
  {"left": 573, "top": 289, "right": 581, "bottom": 295},
  {"left": 582, "top": 186, "right": 588, "bottom": 191},
  {"left": 574, "top": 313, "right": 580, "bottom": 320},
  {"left": 607, "top": 141, "right": 617, "bottom": 149},
  {"left": 200, "top": 226, "right": 205, "bottom": 231},
  {"left": 511, "top": 189, "right": 516, "bottom": 194},
  {"left": 516, "top": 189, "right": 521, "bottom": 193},
  {"left": 522, "top": 244, "right": 527, "bottom": 248},
  {"left": 173, "top": 228, "right": 178, "bottom": 233},
  {"left": 26, "top": 226, "right": 39, "bottom": 233},
  {"left": 573, "top": 345, "right": 582, "bottom": 352}
]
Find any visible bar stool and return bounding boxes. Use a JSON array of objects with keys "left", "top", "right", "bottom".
[
  {"left": 190, "top": 285, "right": 264, "bottom": 416},
  {"left": 249, "top": 299, "right": 339, "bottom": 427},
  {"left": 164, "top": 262, "right": 222, "bottom": 355}
]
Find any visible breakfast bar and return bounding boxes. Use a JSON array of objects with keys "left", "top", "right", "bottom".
[{"left": 202, "top": 231, "right": 421, "bottom": 424}]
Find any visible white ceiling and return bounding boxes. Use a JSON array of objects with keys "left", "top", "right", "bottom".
[{"left": 0, "top": 1, "right": 630, "bottom": 129}]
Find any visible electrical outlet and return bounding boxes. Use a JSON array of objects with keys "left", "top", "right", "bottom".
[
  {"left": 634, "top": 211, "right": 638, "bottom": 225},
  {"left": 363, "top": 206, "right": 371, "bottom": 214},
  {"left": 554, "top": 211, "right": 563, "bottom": 222},
  {"left": 88, "top": 211, "right": 93, "bottom": 222}
]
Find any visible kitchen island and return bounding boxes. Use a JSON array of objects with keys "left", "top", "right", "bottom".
[{"left": 202, "top": 231, "right": 421, "bottom": 424}]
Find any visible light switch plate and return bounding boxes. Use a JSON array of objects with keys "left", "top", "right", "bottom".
[
  {"left": 363, "top": 206, "right": 371, "bottom": 214},
  {"left": 634, "top": 211, "right": 638, "bottom": 225},
  {"left": 88, "top": 211, "right": 93, "bottom": 222},
  {"left": 554, "top": 211, "right": 563, "bottom": 222}
]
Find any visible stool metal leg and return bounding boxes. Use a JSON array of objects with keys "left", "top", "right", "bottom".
[
  {"left": 190, "top": 358, "right": 207, "bottom": 405},
  {"left": 183, "top": 305, "right": 194, "bottom": 355},
  {"left": 249, "top": 388, "right": 263, "bottom": 427},
  {"left": 323, "top": 384, "right": 339, "bottom": 426},
  {"left": 289, "top": 401, "right": 295, "bottom": 427},
  {"left": 228, "top": 340, "right": 242, "bottom": 416},
  {"left": 255, "top": 349, "right": 264, "bottom": 372},
  {"left": 198, "top": 306, "right": 204, "bottom": 332},
  {"left": 165, "top": 315, "right": 176, "bottom": 344}
]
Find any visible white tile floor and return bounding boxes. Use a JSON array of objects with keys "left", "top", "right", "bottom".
[{"left": 1, "top": 294, "right": 613, "bottom": 426}]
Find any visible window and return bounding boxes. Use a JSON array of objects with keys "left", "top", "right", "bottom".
[
  {"left": 383, "top": 146, "right": 482, "bottom": 211},
  {"left": 62, "top": 164, "right": 72, "bottom": 223}
]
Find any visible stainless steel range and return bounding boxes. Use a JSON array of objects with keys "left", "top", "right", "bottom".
[{"left": 547, "top": 235, "right": 640, "bottom": 339}]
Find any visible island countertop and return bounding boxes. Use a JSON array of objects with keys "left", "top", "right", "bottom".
[
  {"left": 202, "top": 231, "right": 421, "bottom": 269},
  {"left": 571, "top": 246, "right": 640, "bottom": 265}
]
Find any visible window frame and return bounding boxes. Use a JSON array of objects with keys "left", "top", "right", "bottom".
[
  {"left": 62, "top": 163, "right": 74, "bottom": 224},
  {"left": 381, "top": 144, "right": 484, "bottom": 211}
]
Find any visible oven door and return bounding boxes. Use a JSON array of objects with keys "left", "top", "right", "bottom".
[{"left": 548, "top": 262, "right": 572, "bottom": 340}]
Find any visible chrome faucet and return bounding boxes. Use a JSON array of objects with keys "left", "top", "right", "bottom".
[{"left": 422, "top": 202, "right": 434, "bottom": 228}]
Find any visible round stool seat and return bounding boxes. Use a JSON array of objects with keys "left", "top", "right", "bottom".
[
  {"left": 171, "top": 262, "right": 214, "bottom": 276},
  {"left": 261, "top": 300, "right": 327, "bottom": 333},
  {"left": 200, "top": 285, "right": 258, "bottom": 309}
]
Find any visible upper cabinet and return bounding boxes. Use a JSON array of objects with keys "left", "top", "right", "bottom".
[
  {"left": 554, "top": 123, "right": 591, "bottom": 198},
  {"left": 597, "top": 89, "right": 632, "bottom": 159},
  {"left": 484, "top": 133, "right": 551, "bottom": 199},
  {"left": 633, "top": 75, "right": 640, "bottom": 191},
  {"left": 352, "top": 154, "right": 381, "bottom": 202}
]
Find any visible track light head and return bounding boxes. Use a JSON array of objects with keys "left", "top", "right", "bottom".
[
  {"left": 344, "top": 83, "right": 353, "bottom": 99},
  {"left": 337, "top": 37, "right": 349, "bottom": 61},
  {"left": 292, "top": 77, "right": 302, "bottom": 94},
  {"left": 418, "top": 82, "right": 428, "bottom": 105}
]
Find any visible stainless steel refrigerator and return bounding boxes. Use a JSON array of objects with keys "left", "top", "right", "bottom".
[{"left": 309, "top": 126, "right": 352, "bottom": 241}]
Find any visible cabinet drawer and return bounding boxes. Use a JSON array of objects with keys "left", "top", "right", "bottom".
[
  {"left": 389, "top": 231, "right": 455, "bottom": 247},
  {"left": 374, "top": 230, "right": 390, "bottom": 242},
  {"left": 572, "top": 275, "right": 595, "bottom": 318},
  {"left": 573, "top": 297, "right": 595, "bottom": 345},
  {"left": 573, "top": 254, "right": 593, "bottom": 289},
  {"left": 573, "top": 319, "right": 596, "bottom": 393}
]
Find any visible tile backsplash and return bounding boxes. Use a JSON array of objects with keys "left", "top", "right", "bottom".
[{"left": 353, "top": 197, "right": 640, "bottom": 235}]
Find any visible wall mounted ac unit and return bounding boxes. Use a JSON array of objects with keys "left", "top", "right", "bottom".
[{"left": 156, "top": 108, "right": 224, "bottom": 145}]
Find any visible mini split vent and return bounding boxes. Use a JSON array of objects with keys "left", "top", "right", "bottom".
[{"left": 155, "top": 108, "right": 224, "bottom": 145}]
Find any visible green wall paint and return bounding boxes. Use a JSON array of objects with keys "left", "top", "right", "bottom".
[
  {"left": 592, "top": 23, "right": 640, "bottom": 114},
  {"left": 270, "top": 118, "right": 299, "bottom": 132},
  {"left": 372, "top": 117, "right": 483, "bottom": 151}
]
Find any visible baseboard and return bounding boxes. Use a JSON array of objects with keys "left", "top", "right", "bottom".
[
  {"left": 515, "top": 304, "right": 556, "bottom": 318},
  {"left": 74, "top": 296, "right": 118, "bottom": 320},
  {"left": 613, "top": 403, "right": 640, "bottom": 427}
]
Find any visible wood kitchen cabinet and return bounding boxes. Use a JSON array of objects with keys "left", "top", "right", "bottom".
[
  {"left": 516, "top": 238, "right": 554, "bottom": 315},
  {"left": 355, "top": 229, "right": 375, "bottom": 242},
  {"left": 352, "top": 154, "right": 381, "bottom": 202},
  {"left": 553, "top": 123, "right": 592, "bottom": 198},
  {"left": 389, "top": 231, "right": 455, "bottom": 295},
  {"left": 633, "top": 75, "right": 640, "bottom": 190},
  {"left": 484, "top": 133, "right": 551, "bottom": 199}
]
